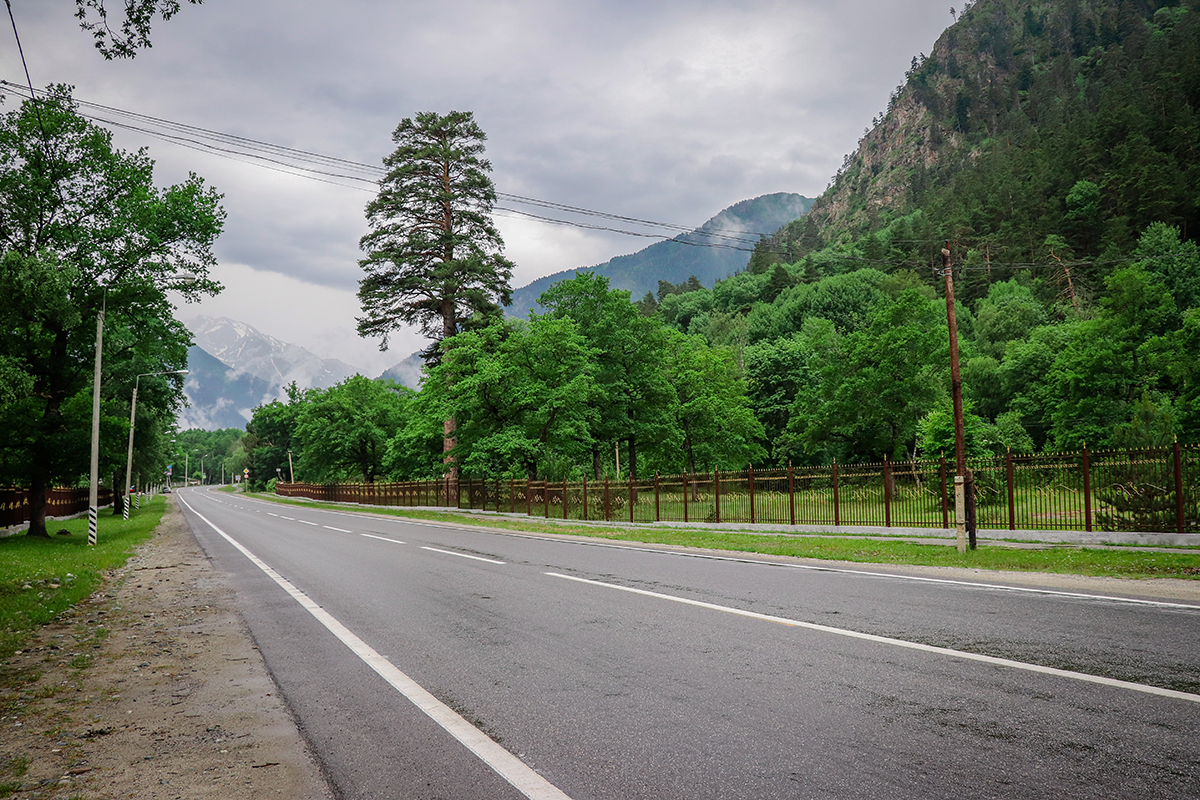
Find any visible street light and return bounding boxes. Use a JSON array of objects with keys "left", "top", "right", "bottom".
[
  {"left": 123, "top": 370, "right": 188, "bottom": 520},
  {"left": 199, "top": 453, "right": 210, "bottom": 486}
]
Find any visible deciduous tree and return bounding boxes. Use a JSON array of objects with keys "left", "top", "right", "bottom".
[{"left": 0, "top": 89, "right": 223, "bottom": 535}]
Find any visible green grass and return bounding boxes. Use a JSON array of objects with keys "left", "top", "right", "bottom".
[
  {"left": 0, "top": 497, "right": 166, "bottom": 659},
  {"left": 253, "top": 494, "right": 1200, "bottom": 579}
]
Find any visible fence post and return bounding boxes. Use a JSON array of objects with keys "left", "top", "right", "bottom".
[
  {"left": 1174, "top": 439, "right": 1185, "bottom": 534},
  {"left": 714, "top": 470, "right": 721, "bottom": 524},
  {"left": 748, "top": 465, "right": 756, "bottom": 524},
  {"left": 832, "top": 460, "right": 840, "bottom": 526},
  {"left": 582, "top": 476, "right": 588, "bottom": 520},
  {"left": 788, "top": 462, "right": 795, "bottom": 526},
  {"left": 1006, "top": 449, "right": 1016, "bottom": 530},
  {"left": 1082, "top": 444, "right": 1093, "bottom": 533},
  {"left": 562, "top": 478, "right": 568, "bottom": 519},
  {"left": 544, "top": 479, "right": 550, "bottom": 518},
  {"left": 654, "top": 473, "right": 660, "bottom": 521},
  {"left": 683, "top": 473, "right": 689, "bottom": 522},
  {"left": 604, "top": 476, "right": 610, "bottom": 521},
  {"left": 526, "top": 478, "right": 532, "bottom": 517},
  {"left": 883, "top": 457, "right": 892, "bottom": 528},
  {"left": 939, "top": 456, "right": 948, "bottom": 528}
]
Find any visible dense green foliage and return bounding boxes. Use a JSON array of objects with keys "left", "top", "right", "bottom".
[
  {"left": 0, "top": 89, "right": 224, "bottom": 534},
  {"left": 245, "top": 275, "right": 763, "bottom": 486},
  {"left": 247, "top": 0, "right": 1199, "bottom": 485},
  {"left": 171, "top": 427, "right": 246, "bottom": 485}
]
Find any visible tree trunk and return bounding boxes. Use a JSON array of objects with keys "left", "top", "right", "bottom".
[
  {"left": 441, "top": 302, "right": 459, "bottom": 496},
  {"left": 26, "top": 472, "right": 49, "bottom": 538}
]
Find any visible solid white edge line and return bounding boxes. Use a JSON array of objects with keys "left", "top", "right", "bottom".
[
  {"left": 422, "top": 546, "right": 506, "bottom": 565},
  {"left": 545, "top": 572, "right": 1200, "bottom": 705},
  {"left": 176, "top": 496, "right": 572, "bottom": 800},
  {"left": 361, "top": 533, "right": 406, "bottom": 544}
]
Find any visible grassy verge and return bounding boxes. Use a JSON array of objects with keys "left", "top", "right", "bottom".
[
  {"left": 0, "top": 497, "right": 166, "bottom": 659},
  {"left": 253, "top": 494, "right": 1200, "bottom": 579}
]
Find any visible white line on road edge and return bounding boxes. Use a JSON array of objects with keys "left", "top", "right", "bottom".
[
  {"left": 546, "top": 572, "right": 1200, "bottom": 705},
  {"left": 178, "top": 497, "right": 572, "bottom": 800},
  {"left": 362, "top": 533, "right": 406, "bottom": 544},
  {"left": 422, "top": 546, "right": 506, "bottom": 565}
]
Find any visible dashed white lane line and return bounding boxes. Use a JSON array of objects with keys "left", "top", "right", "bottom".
[
  {"left": 298, "top": 520, "right": 318, "bottom": 526},
  {"left": 362, "top": 533, "right": 406, "bottom": 545},
  {"left": 324, "top": 526, "right": 352, "bottom": 533},
  {"left": 177, "top": 496, "right": 572, "bottom": 800},
  {"left": 422, "top": 546, "right": 506, "bottom": 565},
  {"left": 546, "top": 572, "right": 1200, "bottom": 704},
  {"left": 231, "top": 498, "right": 1200, "bottom": 611}
]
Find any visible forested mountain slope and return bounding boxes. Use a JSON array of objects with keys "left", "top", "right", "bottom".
[
  {"left": 659, "top": 0, "right": 1200, "bottom": 464},
  {"left": 508, "top": 193, "right": 812, "bottom": 316}
]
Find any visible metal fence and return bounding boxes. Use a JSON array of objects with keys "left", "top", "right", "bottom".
[
  {"left": 0, "top": 487, "right": 115, "bottom": 529},
  {"left": 275, "top": 443, "right": 1200, "bottom": 534}
]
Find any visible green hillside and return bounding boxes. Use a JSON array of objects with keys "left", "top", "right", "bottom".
[
  {"left": 508, "top": 192, "right": 812, "bottom": 317},
  {"left": 656, "top": 0, "right": 1200, "bottom": 463}
]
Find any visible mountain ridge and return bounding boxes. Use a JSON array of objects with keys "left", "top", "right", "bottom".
[{"left": 508, "top": 192, "right": 813, "bottom": 315}]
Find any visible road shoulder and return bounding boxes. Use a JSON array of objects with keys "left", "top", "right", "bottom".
[{"left": 0, "top": 496, "right": 334, "bottom": 799}]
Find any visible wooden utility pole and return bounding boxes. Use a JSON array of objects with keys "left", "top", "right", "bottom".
[{"left": 942, "top": 245, "right": 976, "bottom": 551}]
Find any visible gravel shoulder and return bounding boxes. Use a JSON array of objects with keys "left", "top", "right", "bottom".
[{"left": 0, "top": 497, "right": 334, "bottom": 799}]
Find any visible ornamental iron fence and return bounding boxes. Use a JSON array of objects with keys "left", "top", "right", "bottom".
[{"left": 274, "top": 443, "right": 1199, "bottom": 534}]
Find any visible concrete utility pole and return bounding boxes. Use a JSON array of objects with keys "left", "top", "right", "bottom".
[
  {"left": 87, "top": 300, "right": 105, "bottom": 546},
  {"left": 287, "top": 450, "right": 295, "bottom": 483},
  {"left": 942, "top": 245, "right": 976, "bottom": 552}
]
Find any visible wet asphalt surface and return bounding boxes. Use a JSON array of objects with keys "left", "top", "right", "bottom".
[{"left": 176, "top": 489, "right": 1200, "bottom": 800}]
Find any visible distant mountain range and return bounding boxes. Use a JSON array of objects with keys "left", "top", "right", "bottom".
[
  {"left": 177, "top": 316, "right": 419, "bottom": 431},
  {"left": 508, "top": 192, "right": 813, "bottom": 316}
]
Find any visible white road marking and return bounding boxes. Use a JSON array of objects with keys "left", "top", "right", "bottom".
[
  {"left": 422, "top": 546, "right": 505, "bottom": 565},
  {"left": 324, "top": 526, "right": 352, "bottom": 533},
  {"left": 546, "top": 572, "right": 1200, "bottom": 705},
  {"left": 362, "top": 534, "right": 406, "bottom": 545},
  {"left": 267, "top": 512, "right": 279, "bottom": 517},
  {"left": 298, "top": 520, "right": 318, "bottom": 526},
  {"left": 177, "top": 497, "right": 572, "bottom": 800},
  {"left": 230, "top": 495, "right": 1200, "bottom": 610}
]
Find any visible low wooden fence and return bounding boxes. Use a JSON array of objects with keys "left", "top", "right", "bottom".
[
  {"left": 275, "top": 443, "right": 1199, "bottom": 534},
  {"left": 0, "top": 487, "right": 115, "bottom": 529}
]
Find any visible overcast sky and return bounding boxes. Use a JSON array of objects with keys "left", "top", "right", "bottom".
[{"left": 4, "top": 0, "right": 953, "bottom": 375}]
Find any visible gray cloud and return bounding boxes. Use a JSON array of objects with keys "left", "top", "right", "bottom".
[{"left": 6, "top": 0, "right": 954, "bottom": 370}]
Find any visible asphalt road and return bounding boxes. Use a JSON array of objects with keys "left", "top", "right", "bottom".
[{"left": 175, "top": 488, "right": 1200, "bottom": 800}]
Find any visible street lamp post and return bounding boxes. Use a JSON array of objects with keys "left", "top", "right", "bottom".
[
  {"left": 87, "top": 296, "right": 106, "bottom": 546},
  {"left": 123, "top": 370, "right": 187, "bottom": 520},
  {"left": 199, "top": 454, "right": 210, "bottom": 485}
]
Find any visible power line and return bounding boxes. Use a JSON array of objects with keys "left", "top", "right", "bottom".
[{"left": 0, "top": 80, "right": 782, "bottom": 249}]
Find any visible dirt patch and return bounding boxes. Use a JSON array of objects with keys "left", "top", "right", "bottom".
[{"left": 0, "top": 497, "right": 334, "bottom": 799}]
